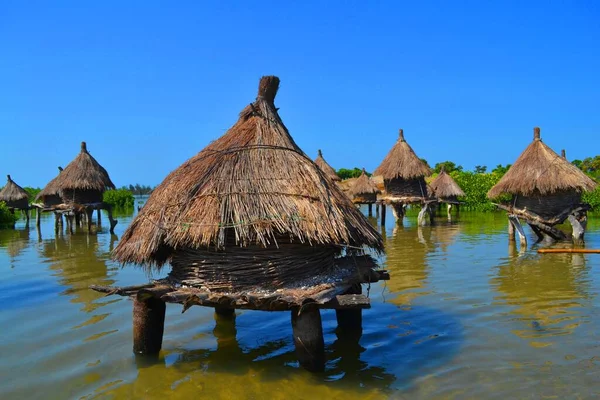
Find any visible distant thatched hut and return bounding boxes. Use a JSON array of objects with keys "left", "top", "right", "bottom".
[
  {"left": 373, "top": 129, "right": 433, "bottom": 225},
  {"left": 487, "top": 127, "right": 597, "bottom": 244},
  {"left": 349, "top": 168, "right": 380, "bottom": 204},
  {"left": 0, "top": 175, "right": 29, "bottom": 210},
  {"left": 35, "top": 167, "right": 63, "bottom": 207},
  {"left": 314, "top": 149, "right": 341, "bottom": 182},
  {"left": 429, "top": 169, "right": 465, "bottom": 204},
  {"left": 101, "top": 76, "right": 388, "bottom": 371},
  {"left": 58, "top": 142, "right": 115, "bottom": 204}
]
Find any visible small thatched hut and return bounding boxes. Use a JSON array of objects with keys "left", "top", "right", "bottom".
[
  {"left": 101, "top": 76, "right": 388, "bottom": 372},
  {"left": 0, "top": 175, "right": 29, "bottom": 210},
  {"left": 57, "top": 142, "right": 115, "bottom": 204},
  {"left": 374, "top": 129, "right": 432, "bottom": 200},
  {"left": 429, "top": 169, "right": 465, "bottom": 204},
  {"left": 314, "top": 149, "right": 341, "bottom": 182},
  {"left": 488, "top": 127, "right": 597, "bottom": 243},
  {"left": 35, "top": 167, "right": 64, "bottom": 206},
  {"left": 349, "top": 169, "right": 380, "bottom": 204}
]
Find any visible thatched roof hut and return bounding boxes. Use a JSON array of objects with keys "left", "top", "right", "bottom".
[
  {"left": 373, "top": 129, "right": 432, "bottom": 201},
  {"left": 0, "top": 175, "right": 29, "bottom": 209},
  {"left": 58, "top": 142, "right": 115, "bottom": 204},
  {"left": 35, "top": 167, "right": 64, "bottom": 206},
  {"left": 487, "top": 127, "right": 597, "bottom": 219},
  {"left": 113, "top": 76, "right": 383, "bottom": 292},
  {"left": 314, "top": 149, "right": 341, "bottom": 182},
  {"left": 349, "top": 169, "right": 380, "bottom": 204},
  {"left": 429, "top": 169, "right": 465, "bottom": 203}
]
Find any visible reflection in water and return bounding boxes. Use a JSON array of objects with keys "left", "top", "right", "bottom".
[
  {"left": 491, "top": 251, "right": 591, "bottom": 341},
  {"left": 0, "top": 227, "right": 31, "bottom": 260},
  {"left": 40, "top": 232, "right": 118, "bottom": 312}
]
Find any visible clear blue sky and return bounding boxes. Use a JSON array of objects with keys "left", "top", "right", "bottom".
[{"left": 1, "top": 1, "right": 599, "bottom": 188}]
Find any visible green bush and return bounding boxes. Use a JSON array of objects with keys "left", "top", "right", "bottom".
[
  {"left": 582, "top": 186, "right": 600, "bottom": 211},
  {"left": 0, "top": 202, "right": 17, "bottom": 227},
  {"left": 24, "top": 187, "right": 41, "bottom": 203},
  {"left": 450, "top": 171, "right": 505, "bottom": 212},
  {"left": 103, "top": 189, "right": 135, "bottom": 209},
  {"left": 337, "top": 168, "right": 370, "bottom": 180}
]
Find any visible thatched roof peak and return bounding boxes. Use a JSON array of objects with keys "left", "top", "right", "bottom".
[
  {"left": 534, "top": 126, "right": 541, "bottom": 141},
  {"left": 56, "top": 142, "right": 115, "bottom": 192},
  {"left": 113, "top": 75, "right": 383, "bottom": 267},
  {"left": 373, "top": 129, "right": 432, "bottom": 180},
  {"left": 314, "top": 149, "right": 341, "bottom": 182},
  {"left": 349, "top": 169, "right": 380, "bottom": 196},
  {"left": 0, "top": 175, "right": 28, "bottom": 202},
  {"left": 430, "top": 169, "right": 465, "bottom": 199},
  {"left": 561, "top": 149, "right": 566, "bottom": 159},
  {"left": 488, "top": 127, "right": 597, "bottom": 198}
]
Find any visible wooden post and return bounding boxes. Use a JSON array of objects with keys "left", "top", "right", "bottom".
[
  {"left": 391, "top": 203, "right": 405, "bottom": 224},
  {"left": 335, "top": 284, "right": 362, "bottom": 334},
  {"left": 36, "top": 208, "right": 41, "bottom": 227},
  {"left": 508, "top": 218, "right": 515, "bottom": 242},
  {"left": 380, "top": 203, "right": 386, "bottom": 226},
  {"left": 25, "top": 208, "right": 30, "bottom": 225},
  {"left": 568, "top": 212, "right": 587, "bottom": 244},
  {"left": 133, "top": 293, "right": 166, "bottom": 355},
  {"left": 375, "top": 202, "right": 380, "bottom": 217},
  {"left": 97, "top": 209, "right": 102, "bottom": 226},
  {"left": 215, "top": 307, "right": 235, "bottom": 317},
  {"left": 75, "top": 212, "right": 81, "bottom": 227},
  {"left": 447, "top": 203, "right": 452, "bottom": 221},
  {"left": 291, "top": 304, "right": 325, "bottom": 372},
  {"left": 418, "top": 204, "right": 430, "bottom": 226},
  {"left": 105, "top": 205, "right": 118, "bottom": 234},
  {"left": 54, "top": 213, "right": 61, "bottom": 232},
  {"left": 368, "top": 203, "right": 373, "bottom": 217},
  {"left": 508, "top": 215, "right": 527, "bottom": 248},
  {"left": 86, "top": 208, "right": 94, "bottom": 232}
]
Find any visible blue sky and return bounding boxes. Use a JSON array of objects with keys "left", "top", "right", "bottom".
[{"left": 1, "top": 1, "right": 599, "bottom": 187}]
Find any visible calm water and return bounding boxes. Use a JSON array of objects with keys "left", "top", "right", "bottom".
[{"left": 1, "top": 205, "right": 600, "bottom": 399}]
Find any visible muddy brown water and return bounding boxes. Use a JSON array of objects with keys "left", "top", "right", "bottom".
[{"left": 1, "top": 205, "right": 599, "bottom": 399}]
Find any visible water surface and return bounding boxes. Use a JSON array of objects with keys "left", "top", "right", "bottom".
[{"left": 1, "top": 206, "right": 599, "bottom": 399}]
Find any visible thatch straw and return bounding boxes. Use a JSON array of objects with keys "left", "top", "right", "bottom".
[
  {"left": 373, "top": 129, "right": 432, "bottom": 179},
  {"left": 429, "top": 169, "right": 465, "bottom": 199},
  {"left": 488, "top": 127, "right": 597, "bottom": 198},
  {"left": 349, "top": 169, "right": 380, "bottom": 196},
  {"left": 314, "top": 149, "right": 341, "bottom": 182},
  {"left": 113, "top": 76, "right": 383, "bottom": 268},
  {"left": 55, "top": 142, "right": 115, "bottom": 192},
  {"left": 35, "top": 166, "right": 63, "bottom": 203},
  {"left": 0, "top": 175, "right": 29, "bottom": 204}
]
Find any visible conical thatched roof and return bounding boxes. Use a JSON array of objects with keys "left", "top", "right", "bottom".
[
  {"left": 429, "top": 169, "right": 465, "bottom": 198},
  {"left": 113, "top": 76, "right": 383, "bottom": 267},
  {"left": 373, "top": 129, "right": 432, "bottom": 180},
  {"left": 488, "top": 127, "right": 597, "bottom": 198},
  {"left": 57, "top": 142, "right": 115, "bottom": 192},
  {"left": 0, "top": 175, "right": 28, "bottom": 203},
  {"left": 314, "top": 149, "right": 340, "bottom": 182},
  {"left": 35, "top": 167, "right": 63, "bottom": 201},
  {"left": 349, "top": 169, "right": 380, "bottom": 196}
]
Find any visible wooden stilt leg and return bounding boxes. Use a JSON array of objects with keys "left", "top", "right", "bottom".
[
  {"left": 508, "top": 218, "right": 515, "bottom": 242},
  {"left": 291, "top": 305, "right": 325, "bottom": 372},
  {"left": 508, "top": 215, "right": 527, "bottom": 248},
  {"left": 25, "top": 209, "right": 30, "bottom": 225},
  {"left": 376, "top": 203, "right": 380, "bottom": 217},
  {"left": 133, "top": 294, "right": 166, "bottom": 355},
  {"left": 36, "top": 208, "right": 41, "bottom": 227},
  {"left": 529, "top": 224, "right": 545, "bottom": 243},
  {"left": 215, "top": 307, "right": 235, "bottom": 317},
  {"left": 380, "top": 204, "right": 386, "bottom": 226},
  {"left": 391, "top": 203, "right": 405, "bottom": 224},
  {"left": 54, "top": 213, "right": 60, "bottom": 232},
  {"left": 86, "top": 208, "right": 93, "bottom": 232},
  {"left": 335, "top": 284, "right": 362, "bottom": 336},
  {"left": 105, "top": 205, "right": 118, "bottom": 234},
  {"left": 75, "top": 213, "right": 81, "bottom": 227},
  {"left": 418, "top": 203, "right": 430, "bottom": 226},
  {"left": 568, "top": 212, "right": 587, "bottom": 244},
  {"left": 447, "top": 203, "right": 452, "bottom": 221},
  {"left": 97, "top": 209, "right": 102, "bottom": 226},
  {"left": 368, "top": 203, "right": 373, "bottom": 217}
]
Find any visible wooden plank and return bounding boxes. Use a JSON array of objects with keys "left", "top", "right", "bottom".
[
  {"left": 538, "top": 248, "right": 600, "bottom": 254},
  {"left": 323, "top": 294, "right": 370, "bottom": 309}
]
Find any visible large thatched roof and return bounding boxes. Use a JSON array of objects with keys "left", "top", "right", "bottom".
[
  {"left": 488, "top": 127, "right": 597, "bottom": 198},
  {"left": 349, "top": 169, "right": 380, "bottom": 196},
  {"left": 0, "top": 175, "right": 28, "bottom": 203},
  {"left": 57, "top": 142, "right": 115, "bottom": 192},
  {"left": 314, "top": 149, "right": 340, "bottom": 182},
  {"left": 373, "top": 129, "right": 432, "bottom": 180},
  {"left": 35, "top": 167, "right": 63, "bottom": 201},
  {"left": 113, "top": 76, "right": 383, "bottom": 267},
  {"left": 429, "top": 169, "right": 465, "bottom": 198}
]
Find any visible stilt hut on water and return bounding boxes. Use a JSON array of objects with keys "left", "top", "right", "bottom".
[
  {"left": 487, "top": 127, "right": 597, "bottom": 245},
  {"left": 429, "top": 168, "right": 465, "bottom": 219},
  {"left": 95, "top": 76, "right": 389, "bottom": 372},
  {"left": 35, "top": 167, "right": 63, "bottom": 207},
  {"left": 349, "top": 168, "right": 380, "bottom": 216},
  {"left": 373, "top": 129, "right": 434, "bottom": 225},
  {"left": 0, "top": 175, "right": 30, "bottom": 224},
  {"left": 314, "top": 149, "right": 341, "bottom": 182}
]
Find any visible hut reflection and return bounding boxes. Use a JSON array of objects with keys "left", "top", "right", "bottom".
[
  {"left": 40, "top": 233, "right": 117, "bottom": 312},
  {"left": 491, "top": 251, "right": 591, "bottom": 340},
  {"left": 0, "top": 227, "right": 31, "bottom": 261}
]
